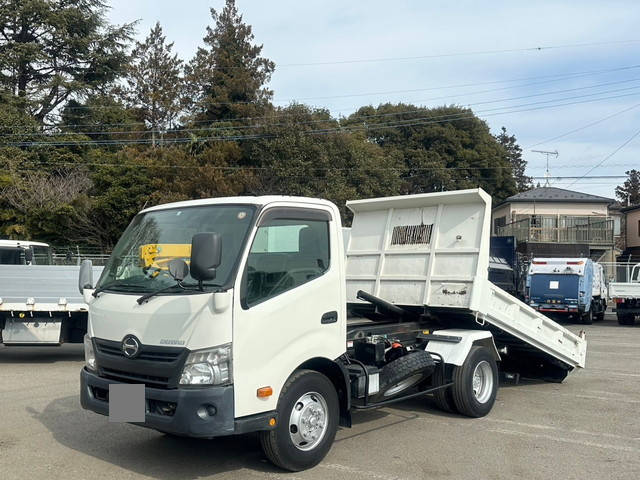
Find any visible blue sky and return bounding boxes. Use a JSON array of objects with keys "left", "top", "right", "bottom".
[{"left": 107, "top": 0, "right": 640, "bottom": 199}]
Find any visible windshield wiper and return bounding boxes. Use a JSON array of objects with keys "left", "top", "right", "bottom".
[
  {"left": 93, "top": 281, "right": 143, "bottom": 297},
  {"left": 136, "top": 283, "right": 185, "bottom": 305}
]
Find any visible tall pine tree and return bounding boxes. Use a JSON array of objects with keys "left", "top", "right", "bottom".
[
  {"left": 123, "top": 22, "right": 184, "bottom": 146},
  {"left": 184, "top": 0, "right": 275, "bottom": 123}
]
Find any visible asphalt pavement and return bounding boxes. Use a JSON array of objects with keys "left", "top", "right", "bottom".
[{"left": 1, "top": 313, "right": 639, "bottom": 480}]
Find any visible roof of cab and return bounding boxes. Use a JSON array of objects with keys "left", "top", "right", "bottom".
[
  {"left": 140, "top": 195, "right": 337, "bottom": 214},
  {"left": 0, "top": 239, "right": 50, "bottom": 248}
]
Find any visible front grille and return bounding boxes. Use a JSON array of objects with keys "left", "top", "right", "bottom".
[
  {"left": 95, "top": 340, "right": 182, "bottom": 362},
  {"left": 93, "top": 337, "right": 187, "bottom": 389},
  {"left": 101, "top": 367, "right": 170, "bottom": 388}
]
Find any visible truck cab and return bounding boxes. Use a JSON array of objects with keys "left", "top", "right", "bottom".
[
  {"left": 0, "top": 240, "right": 52, "bottom": 265},
  {"left": 81, "top": 196, "right": 347, "bottom": 468}
]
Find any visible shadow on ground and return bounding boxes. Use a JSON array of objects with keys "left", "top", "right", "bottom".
[
  {"left": 0, "top": 344, "right": 84, "bottom": 363},
  {"left": 31, "top": 394, "right": 286, "bottom": 479}
]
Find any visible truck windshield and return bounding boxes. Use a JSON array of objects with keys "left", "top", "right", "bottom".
[
  {"left": 96, "top": 205, "right": 256, "bottom": 294},
  {"left": 0, "top": 247, "right": 23, "bottom": 265}
]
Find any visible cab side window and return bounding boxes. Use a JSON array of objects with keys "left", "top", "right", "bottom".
[{"left": 243, "top": 218, "right": 330, "bottom": 307}]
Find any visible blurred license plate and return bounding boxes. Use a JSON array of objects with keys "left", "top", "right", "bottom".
[{"left": 109, "top": 384, "right": 145, "bottom": 422}]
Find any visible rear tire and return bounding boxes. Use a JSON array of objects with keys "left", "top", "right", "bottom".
[
  {"left": 581, "top": 309, "right": 593, "bottom": 325},
  {"left": 618, "top": 312, "right": 635, "bottom": 325},
  {"left": 431, "top": 363, "right": 457, "bottom": 413},
  {"left": 451, "top": 346, "right": 498, "bottom": 418},
  {"left": 259, "top": 369, "right": 339, "bottom": 472}
]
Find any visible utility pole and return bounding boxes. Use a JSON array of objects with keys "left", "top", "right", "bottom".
[{"left": 531, "top": 149, "right": 558, "bottom": 186}]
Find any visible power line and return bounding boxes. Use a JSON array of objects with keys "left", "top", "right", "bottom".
[
  {"left": 566, "top": 127, "right": 640, "bottom": 186},
  {"left": 275, "top": 40, "right": 640, "bottom": 67},
  {"left": 525, "top": 102, "right": 640, "bottom": 148},
  {"left": 9, "top": 90, "right": 640, "bottom": 147},
  {"left": 5, "top": 80, "right": 640, "bottom": 139},
  {"left": 57, "top": 63, "right": 640, "bottom": 110}
]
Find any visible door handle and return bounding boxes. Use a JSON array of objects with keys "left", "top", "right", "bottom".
[{"left": 321, "top": 311, "right": 338, "bottom": 324}]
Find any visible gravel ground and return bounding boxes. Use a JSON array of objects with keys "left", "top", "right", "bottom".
[{"left": 1, "top": 313, "right": 639, "bottom": 480}]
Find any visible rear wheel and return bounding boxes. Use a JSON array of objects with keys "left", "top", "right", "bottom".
[
  {"left": 581, "top": 309, "right": 593, "bottom": 325},
  {"left": 451, "top": 346, "right": 498, "bottom": 417},
  {"left": 431, "top": 363, "right": 457, "bottom": 413},
  {"left": 259, "top": 369, "right": 339, "bottom": 471},
  {"left": 618, "top": 312, "right": 636, "bottom": 325}
]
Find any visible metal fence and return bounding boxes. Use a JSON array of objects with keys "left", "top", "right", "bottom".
[
  {"left": 50, "top": 246, "right": 111, "bottom": 266},
  {"left": 497, "top": 216, "right": 614, "bottom": 245}
]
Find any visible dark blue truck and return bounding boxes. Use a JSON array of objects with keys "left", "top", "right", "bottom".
[{"left": 526, "top": 257, "right": 607, "bottom": 325}]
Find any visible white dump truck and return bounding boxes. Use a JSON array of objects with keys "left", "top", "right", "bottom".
[
  {"left": 609, "top": 263, "right": 640, "bottom": 325},
  {"left": 0, "top": 261, "right": 103, "bottom": 345},
  {"left": 79, "top": 188, "right": 586, "bottom": 471}
]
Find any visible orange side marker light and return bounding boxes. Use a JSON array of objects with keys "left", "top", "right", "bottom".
[{"left": 257, "top": 386, "right": 273, "bottom": 398}]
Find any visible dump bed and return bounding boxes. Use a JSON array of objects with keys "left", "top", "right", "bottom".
[{"left": 345, "top": 188, "right": 586, "bottom": 369}]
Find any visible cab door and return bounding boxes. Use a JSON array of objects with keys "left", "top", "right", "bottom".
[{"left": 232, "top": 205, "right": 345, "bottom": 418}]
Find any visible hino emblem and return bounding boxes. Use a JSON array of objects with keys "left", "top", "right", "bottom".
[{"left": 122, "top": 335, "right": 141, "bottom": 358}]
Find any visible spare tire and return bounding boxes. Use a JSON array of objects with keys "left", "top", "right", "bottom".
[{"left": 369, "top": 350, "right": 435, "bottom": 402}]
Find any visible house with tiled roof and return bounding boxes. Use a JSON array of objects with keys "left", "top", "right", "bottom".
[{"left": 491, "top": 186, "right": 619, "bottom": 262}]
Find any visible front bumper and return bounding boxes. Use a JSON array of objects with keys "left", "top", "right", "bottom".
[{"left": 81, "top": 368, "right": 275, "bottom": 438}]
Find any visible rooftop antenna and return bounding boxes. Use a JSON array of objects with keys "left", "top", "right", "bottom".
[{"left": 531, "top": 149, "right": 558, "bottom": 186}]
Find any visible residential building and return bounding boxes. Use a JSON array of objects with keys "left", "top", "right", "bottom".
[
  {"left": 619, "top": 204, "right": 640, "bottom": 263},
  {"left": 492, "top": 187, "right": 618, "bottom": 262}
]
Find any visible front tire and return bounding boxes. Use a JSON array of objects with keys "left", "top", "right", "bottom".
[
  {"left": 259, "top": 369, "right": 338, "bottom": 471},
  {"left": 451, "top": 346, "right": 498, "bottom": 417}
]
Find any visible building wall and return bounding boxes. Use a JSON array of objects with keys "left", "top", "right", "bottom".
[
  {"left": 626, "top": 209, "right": 640, "bottom": 248},
  {"left": 507, "top": 202, "right": 609, "bottom": 216},
  {"left": 491, "top": 201, "right": 611, "bottom": 234}
]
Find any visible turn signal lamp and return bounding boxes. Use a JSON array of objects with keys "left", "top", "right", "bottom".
[{"left": 257, "top": 386, "right": 273, "bottom": 398}]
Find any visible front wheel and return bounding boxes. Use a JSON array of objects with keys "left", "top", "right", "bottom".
[
  {"left": 259, "top": 369, "right": 339, "bottom": 471},
  {"left": 451, "top": 346, "right": 498, "bottom": 417}
]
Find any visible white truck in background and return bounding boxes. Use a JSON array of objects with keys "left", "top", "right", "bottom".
[
  {"left": 78, "top": 189, "right": 586, "bottom": 471},
  {"left": 609, "top": 263, "right": 640, "bottom": 325},
  {"left": 0, "top": 240, "right": 103, "bottom": 345},
  {"left": 0, "top": 239, "right": 52, "bottom": 265}
]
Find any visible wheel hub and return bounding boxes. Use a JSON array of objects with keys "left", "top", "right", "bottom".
[
  {"left": 289, "top": 392, "right": 328, "bottom": 451},
  {"left": 472, "top": 360, "right": 493, "bottom": 404}
]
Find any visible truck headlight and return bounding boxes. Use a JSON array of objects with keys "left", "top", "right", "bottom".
[
  {"left": 179, "top": 344, "right": 232, "bottom": 386},
  {"left": 84, "top": 334, "right": 97, "bottom": 371}
]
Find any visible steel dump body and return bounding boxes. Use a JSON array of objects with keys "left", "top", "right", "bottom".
[{"left": 345, "top": 188, "right": 586, "bottom": 370}]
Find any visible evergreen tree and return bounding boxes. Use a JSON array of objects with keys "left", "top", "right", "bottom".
[
  {"left": 616, "top": 169, "right": 640, "bottom": 206},
  {"left": 496, "top": 126, "right": 532, "bottom": 192},
  {"left": 184, "top": 0, "right": 275, "bottom": 123},
  {"left": 0, "top": 0, "right": 134, "bottom": 123},
  {"left": 343, "top": 104, "right": 518, "bottom": 202},
  {"left": 124, "top": 22, "right": 183, "bottom": 145}
]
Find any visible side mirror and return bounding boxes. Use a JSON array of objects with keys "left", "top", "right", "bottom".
[
  {"left": 24, "top": 248, "right": 33, "bottom": 264},
  {"left": 190, "top": 232, "right": 222, "bottom": 281},
  {"left": 78, "top": 259, "right": 94, "bottom": 293}
]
